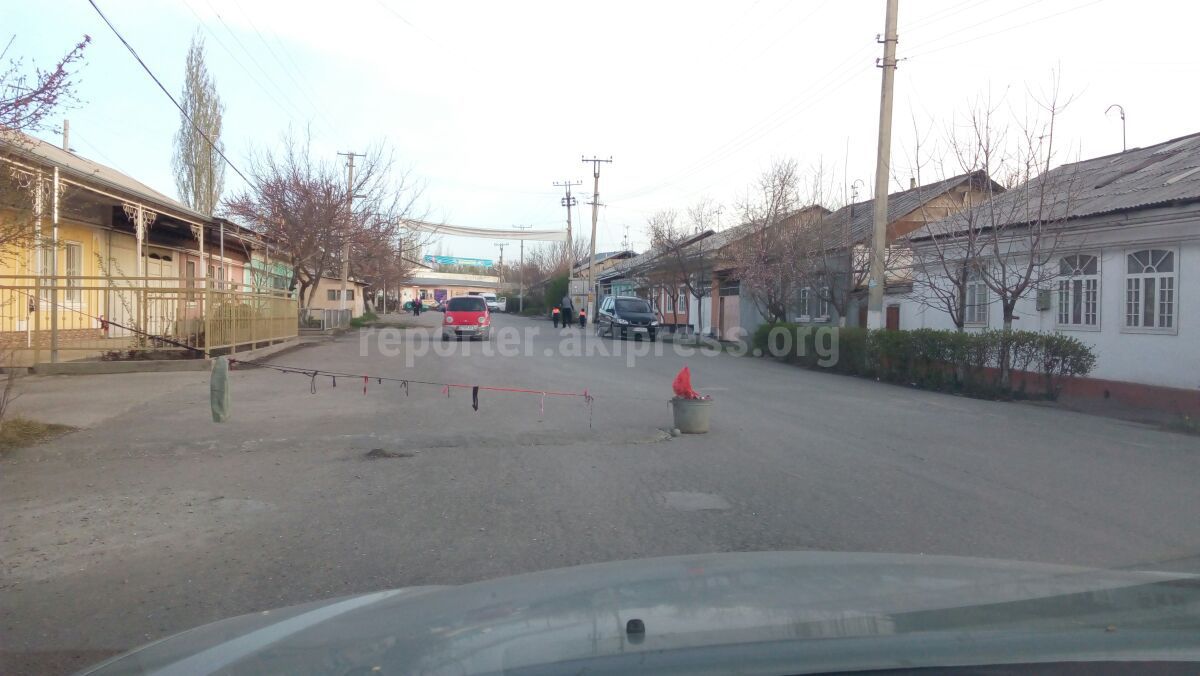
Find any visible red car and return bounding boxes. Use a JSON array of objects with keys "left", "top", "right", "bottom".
[{"left": 441, "top": 296, "right": 491, "bottom": 340}]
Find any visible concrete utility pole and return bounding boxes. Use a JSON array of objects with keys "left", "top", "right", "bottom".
[
  {"left": 337, "top": 151, "right": 364, "bottom": 314},
  {"left": 553, "top": 179, "right": 581, "bottom": 263},
  {"left": 867, "top": 0, "right": 898, "bottom": 330},
  {"left": 581, "top": 156, "right": 611, "bottom": 317},
  {"left": 513, "top": 224, "right": 532, "bottom": 313},
  {"left": 494, "top": 242, "right": 508, "bottom": 283}
]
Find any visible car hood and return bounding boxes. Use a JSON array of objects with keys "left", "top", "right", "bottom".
[{"left": 82, "top": 551, "right": 1200, "bottom": 675}]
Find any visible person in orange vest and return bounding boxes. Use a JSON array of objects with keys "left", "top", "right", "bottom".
[
  {"left": 551, "top": 306, "right": 561, "bottom": 328},
  {"left": 578, "top": 307, "right": 587, "bottom": 328}
]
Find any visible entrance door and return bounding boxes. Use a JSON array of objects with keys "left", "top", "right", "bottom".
[
  {"left": 106, "top": 238, "right": 137, "bottom": 338},
  {"left": 886, "top": 305, "right": 900, "bottom": 331}
]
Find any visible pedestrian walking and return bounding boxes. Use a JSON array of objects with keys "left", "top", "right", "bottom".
[
  {"left": 560, "top": 294, "right": 574, "bottom": 329},
  {"left": 412, "top": 297, "right": 421, "bottom": 316},
  {"left": 551, "top": 306, "right": 560, "bottom": 328},
  {"left": 578, "top": 308, "right": 587, "bottom": 328}
]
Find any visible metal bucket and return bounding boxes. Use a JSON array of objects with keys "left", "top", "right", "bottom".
[{"left": 671, "top": 397, "right": 713, "bottom": 434}]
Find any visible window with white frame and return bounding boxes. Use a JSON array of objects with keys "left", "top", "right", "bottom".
[
  {"left": 1056, "top": 254, "right": 1099, "bottom": 328},
  {"left": 64, "top": 242, "right": 82, "bottom": 304},
  {"left": 1125, "top": 248, "right": 1176, "bottom": 331},
  {"left": 964, "top": 268, "right": 989, "bottom": 325},
  {"left": 678, "top": 290, "right": 687, "bottom": 312},
  {"left": 798, "top": 287, "right": 810, "bottom": 318},
  {"left": 38, "top": 245, "right": 54, "bottom": 301},
  {"left": 664, "top": 289, "right": 674, "bottom": 313},
  {"left": 815, "top": 286, "right": 830, "bottom": 320}
]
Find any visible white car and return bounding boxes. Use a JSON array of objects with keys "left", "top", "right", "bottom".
[{"left": 481, "top": 293, "right": 502, "bottom": 312}]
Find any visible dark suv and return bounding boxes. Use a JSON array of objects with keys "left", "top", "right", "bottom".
[{"left": 596, "top": 295, "right": 659, "bottom": 341}]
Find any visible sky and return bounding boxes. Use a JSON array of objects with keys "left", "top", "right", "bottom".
[{"left": 5, "top": 0, "right": 1199, "bottom": 262}]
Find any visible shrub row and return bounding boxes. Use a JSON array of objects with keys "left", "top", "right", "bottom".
[{"left": 751, "top": 324, "right": 1096, "bottom": 400}]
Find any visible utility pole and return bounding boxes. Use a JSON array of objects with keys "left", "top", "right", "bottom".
[
  {"left": 867, "top": 0, "right": 898, "bottom": 330},
  {"left": 494, "top": 242, "right": 508, "bottom": 284},
  {"left": 337, "top": 151, "right": 364, "bottom": 315},
  {"left": 513, "top": 224, "right": 532, "bottom": 313},
  {"left": 553, "top": 179, "right": 581, "bottom": 265},
  {"left": 581, "top": 156, "right": 611, "bottom": 317}
]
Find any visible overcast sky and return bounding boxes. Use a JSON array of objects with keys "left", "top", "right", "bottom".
[{"left": 6, "top": 0, "right": 1198, "bottom": 261}]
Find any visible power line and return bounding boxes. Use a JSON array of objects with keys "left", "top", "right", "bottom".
[
  {"left": 228, "top": 0, "right": 339, "bottom": 133},
  {"left": 199, "top": 0, "right": 314, "bottom": 126},
  {"left": 612, "top": 41, "right": 876, "bottom": 202},
  {"left": 86, "top": 0, "right": 250, "bottom": 185},
  {"left": 177, "top": 0, "right": 309, "bottom": 129},
  {"left": 906, "top": 0, "right": 1102, "bottom": 60}
]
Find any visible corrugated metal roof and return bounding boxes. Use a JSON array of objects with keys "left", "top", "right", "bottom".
[
  {"left": 822, "top": 171, "right": 993, "bottom": 247},
  {"left": 911, "top": 131, "right": 1200, "bottom": 238},
  {"left": 0, "top": 131, "right": 207, "bottom": 223}
]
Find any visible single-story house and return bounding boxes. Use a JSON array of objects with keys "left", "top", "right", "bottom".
[
  {"left": 0, "top": 130, "right": 297, "bottom": 364},
  {"left": 899, "top": 131, "right": 1200, "bottom": 412}
]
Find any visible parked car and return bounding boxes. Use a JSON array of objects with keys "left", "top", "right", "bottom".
[
  {"left": 596, "top": 295, "right": 658, "bottom": 341},
  {"left": 477, "top": 292, "right": 501, "bottom": 312},
  {"left": 442, "top": 295, "right": 491, "bottom": 340}
]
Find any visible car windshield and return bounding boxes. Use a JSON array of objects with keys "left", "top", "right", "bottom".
[
  {"left": 7, "top": 3, "right": 1200, "bottom": 675},
  {"left": 615, "top": 299, "right": 652, "bottom": 313},
  {"left": 447, "top": 297, "right": 486, "bottom": 312}
]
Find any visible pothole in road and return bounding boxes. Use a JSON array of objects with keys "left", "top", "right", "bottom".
[
  {"left": 365, "top": 448, "right": 416, "bottom": 459},
  {"left": 660, "top": 491, "right": 732, "bottom": 511}
]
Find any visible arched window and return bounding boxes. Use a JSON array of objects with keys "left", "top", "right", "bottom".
[
  {"left": 1056, "top": 254, "right": 1099, "bottom": 328},
  {"left": 1125, "top": 249, "right": 1176, "bottom": 331}
]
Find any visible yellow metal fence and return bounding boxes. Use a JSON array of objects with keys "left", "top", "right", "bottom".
[{"left": 0, "top": 275, "right": 298, "bottom": 365}]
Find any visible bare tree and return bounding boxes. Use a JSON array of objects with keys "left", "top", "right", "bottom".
[
  {"left": 224, "top": 131, "right": 426, "bottom": 309},
  {"left": 906, "top": 79, "right": 1083, "bottom": 384},
  {"left": 0, "top": 35, "right": 89, "bottom": 134},
  {"left": 645, "top": 208, "right": 714, "bottom": 339},
  {"left": 730, "top": 159, "right": 807, "bottom": 323},
  {"left": 171, "top": 33, "right": 224, "bottom": 215},
  {"left": 0, "top": 36, "right": 90, "bottom": 263}
]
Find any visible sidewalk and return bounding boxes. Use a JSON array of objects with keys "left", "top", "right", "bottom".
[{"left": 4, "top": 370, "right": 208, "bottom": 428}]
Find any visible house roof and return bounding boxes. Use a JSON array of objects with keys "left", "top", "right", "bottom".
[
  {"left": 1, "top": 131, "right": 208, "bottom": 224},
  {"left": 598, "top": 205, "right": 831, "bottom": 281},
  {"left": 911, "top": 132, "right": 1200, "bottom": 240},
  {"left": 822, "top": 171, "right": 996, "bottom": 247}
]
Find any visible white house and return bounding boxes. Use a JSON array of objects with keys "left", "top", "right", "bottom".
[{"left": 899, "top": 132, "right": 1200, "bottom": 411}]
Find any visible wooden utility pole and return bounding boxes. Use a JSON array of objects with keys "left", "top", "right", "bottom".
[
  {"left": 867, "top": 0, "right": 898, "bottom": 330},
  {"left": 337, "top": 151, "right": 364, "bottom": 314},
  {"left": 513, "top": 224, "right": 532, "bottom": 313},
  {"left": 580, "top": 157, "right": 611, "bottom": 316},
  {"left": 553, "top": 180, "right": 581, "bottom": 265}
]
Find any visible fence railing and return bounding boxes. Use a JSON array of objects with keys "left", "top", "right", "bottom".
[
  {"left": 300, "top": 308, "right": 351, "bottom": 331},
  {"left": 0, "top": 275, "right": 298, "bottom": 365}
]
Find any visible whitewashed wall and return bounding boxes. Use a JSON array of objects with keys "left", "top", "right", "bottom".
[{"left": 897, "top": 209, "right": 1199, "bottom": 390}]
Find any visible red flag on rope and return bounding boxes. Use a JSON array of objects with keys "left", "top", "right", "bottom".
[{"left": 672, "top": 366, "right": 702, "bottom": 400}]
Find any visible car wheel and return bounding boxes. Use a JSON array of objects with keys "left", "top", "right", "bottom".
[
  {"left": 650, "top": 331, "right": 657, "bottom": 342},
  {"left": 441, "top": 333, "right": 449, "bottom": 341},
  {"left": 620, "top": 328, "right": 627, "bottom": 340}
]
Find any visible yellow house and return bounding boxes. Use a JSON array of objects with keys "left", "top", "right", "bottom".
[
  {"left": 306, "top": 276, "right": 368, "bottom": 319},
  {"left": 0, "top": 132, "right": 297, "bottom": 365}
]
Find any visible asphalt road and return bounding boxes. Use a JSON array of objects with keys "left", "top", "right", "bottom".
[{"left": 3, "top": 312, "right": 1199, "bottom": 674}]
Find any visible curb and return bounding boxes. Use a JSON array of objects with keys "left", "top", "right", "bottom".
[{"left": 31, "top": 338, "right": 301, "bottom": 375}]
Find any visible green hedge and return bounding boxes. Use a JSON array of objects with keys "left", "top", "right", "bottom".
[{"left": 751, "top": 323, "right": 1095, "bottom": 400}]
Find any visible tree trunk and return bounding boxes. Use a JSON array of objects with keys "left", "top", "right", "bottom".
[{"left": 999, "top": 310, "right": 1015, "bottom": 391}]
